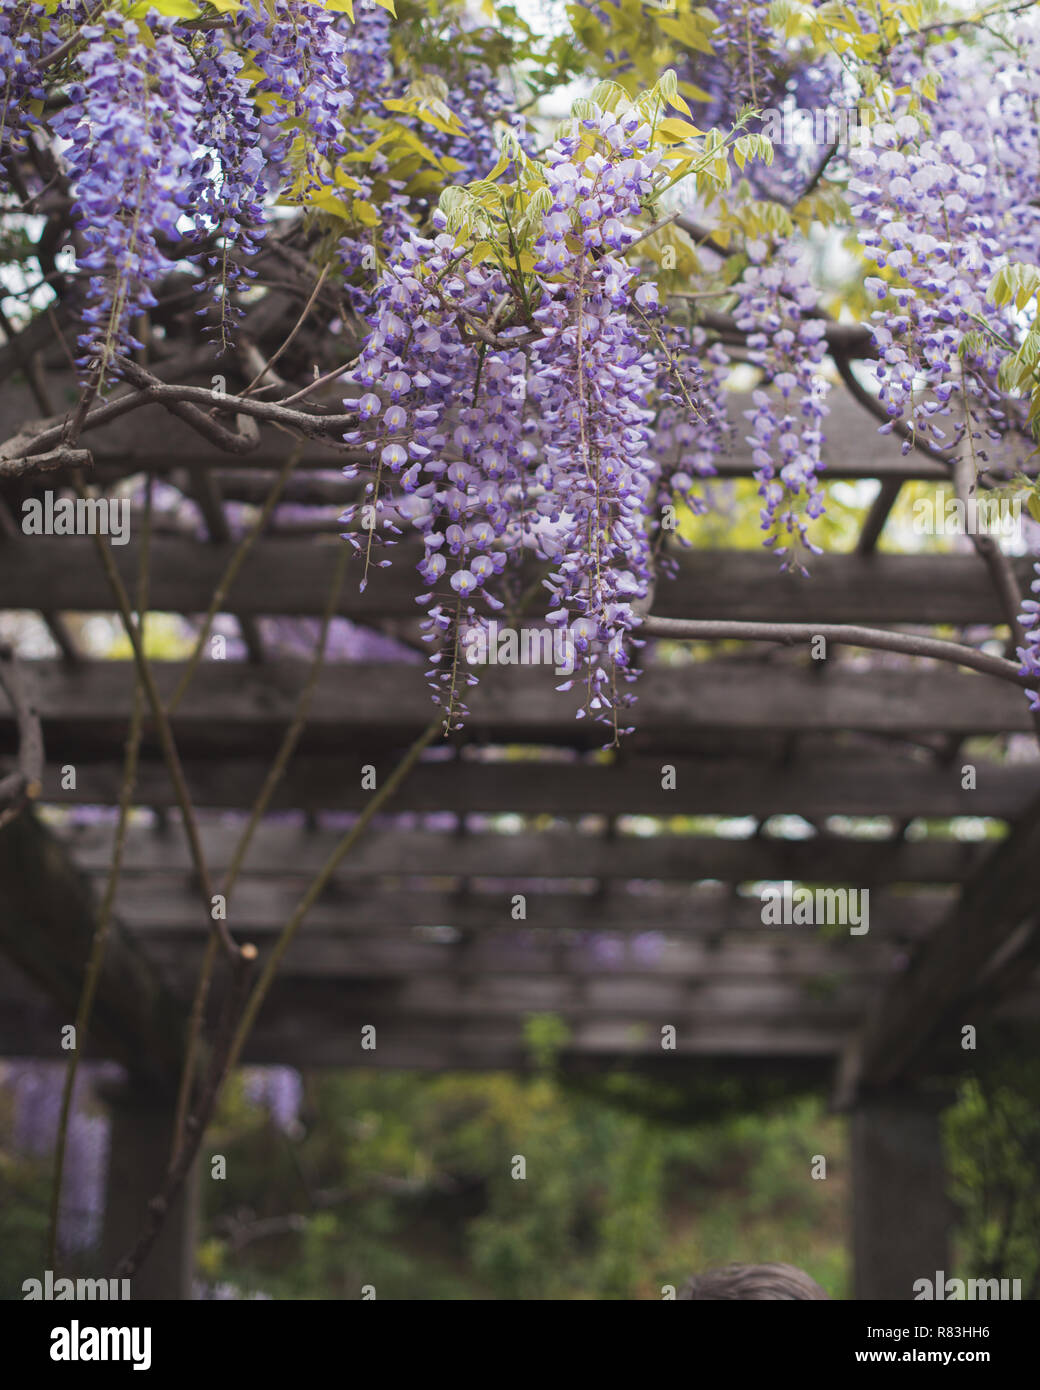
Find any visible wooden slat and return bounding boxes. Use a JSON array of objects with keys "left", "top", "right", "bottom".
[
  {"left": 0, "top": 813, "right": 186, "bottom": 1084},
  {"left": 56, "top": 821, "right": 993, "bottom": 884},
  {"left": 1, "top": 538, "right": 1030, "bottom": 626},
  {"left": 2, "top": 378, "right": 955, "bottom": 481},
  {"left": 837, "top": 797, "right": 1040, "bottom": 1103},
  {"left": 36, "top": 750, "right": 1038, "bottom": 817},
  {"left": 107, "top": 877, "right": 951, "bottom": 934},
  {"left": 4, "top": 661, "right": 1032, "bottom": 759},
  {"left": 157, "top": 968, "right": 879, "bottom": 1019},
  {"left": 137, "top": 928, "right": 901, "bottom": 982}
]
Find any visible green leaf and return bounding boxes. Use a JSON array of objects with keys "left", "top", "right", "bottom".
[{"left": 130, "top": 0, "right": 200, "bottom": 15}]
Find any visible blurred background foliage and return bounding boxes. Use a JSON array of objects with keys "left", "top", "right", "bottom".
[{"left": 5, "top": 1027, "right": 1038, "bottom": 1300}]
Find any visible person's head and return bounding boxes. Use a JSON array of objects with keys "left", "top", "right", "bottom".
[{"left": 678, "top": 1262, "right": 829, "bottom": 1300}]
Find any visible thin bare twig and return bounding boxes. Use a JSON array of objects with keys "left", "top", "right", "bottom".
[
  {"left": 47, "top": 480, "right": 153, "bottom": 1270},
  {"left": 80, "top": 482, "right": 247, "bottom": 964},
  {"left": 241, "top": 265, "right": 330, "bottom": 397}
]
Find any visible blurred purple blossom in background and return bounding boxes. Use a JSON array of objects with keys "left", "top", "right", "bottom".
[
  {"left": 242, "top": 1066, "right": 305, "bottom": 1136},
  {"left": 2, "top": 1061, "right": 119, "bottom": 1253}
]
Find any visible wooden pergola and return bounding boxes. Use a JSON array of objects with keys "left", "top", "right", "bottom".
[{"left": 2, "top": 371, "right": 1038, "bottom": 1300}]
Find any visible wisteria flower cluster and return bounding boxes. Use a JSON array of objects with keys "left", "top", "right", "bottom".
[
  {"left": 53, "top": 13, "right": 203, "bottom": 383},
  {"left": 342, "top": 108, "right": 682, "bottom": 740},
  {"left": 237, "top": 0, "right": 354, "bottom": 193},
  {"left": 1018, "top": 563, "right": 1040, "bottom": 712},
  {"left": 732, "top": 241, "right": 830, "bottom": 571},
  {"left": 648, "top": 319, "right": 731, "bottom": 555},
  {"left": 14, "top": 3, "right": 357, "bottom": 380},
  {"left": 850, "top": 118, "right": 1013, "bottom": 461}
]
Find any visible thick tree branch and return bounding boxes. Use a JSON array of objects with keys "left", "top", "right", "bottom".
[
  {"left": 0, "top": 445, "right": 92, "bottom": 478},
  {"left": 0, "top": 369, "right": 361, "bottom": 467}
]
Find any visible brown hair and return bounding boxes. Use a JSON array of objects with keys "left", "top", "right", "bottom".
[{"left": 678, "top": 1263, "right": 830, "bottom": 1300}]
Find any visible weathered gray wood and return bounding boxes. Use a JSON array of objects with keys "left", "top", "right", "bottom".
[
  {"left": 2, "top": 378, "right": 954, "bottom": 480},
  {"left": 5, "top": 660, "right": 1033, "bottom": 751},
  {"left": 838, "top": 797, "right": 1040, "bottom": 1102},
  {"left": 100, "top": 1080, "right": 199, "bottom": 1301},
  {"left": 1, "top": 537, "right": 1029, "bottom": 626},
  {"left": 107, "top": 876, "right": 950, "bottom": 935},
  {"left": 37, "top": 750, "right": 1038, "bottom": 817},
  {"left": 138, "top": 929, "right": 902, "bottom": 979},
  {"left": 54, "top": 821, "right": 992, "bottom": 884},
  {"left": 0, "top": 813, "right": 186, "bottom": 1083},
  {"left": 851, "top": 1094, "right": 952, "bottom": 1300},
  {"left": 2, "top": 939, "right": 1036, "bottom": 1067}
]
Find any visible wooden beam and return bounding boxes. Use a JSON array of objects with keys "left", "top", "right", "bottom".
[
  {"left": 101, "top": 1080, "right": 199, "bottom": 1301},
  {"left": 36, "top": 750, "right": 1037, "bottom": 817},
  {"left": 0, "top": 813, "right": 186, "bottom": 1083},
  {"left": 106, "top": 877, "right": 951, "bottom": 936},
  {"left": 136, "top": 929, "right": 904, "bottom": 980},
  {"left": 851, "top": 1093, "right": 952, "bottom": 1300},
  {"left": 837, "top": 797, "right": 1040, "bottom": 1103},
  {"left": 1, "top": 539, "right": 1031, "bottom": 626},
  {"left": 149, "top": 968, "right": 879, "bottom": 1021},
  {"left": 2, "top": 378, "right": 956, "bottom": 481},
  {"left": 2, "top": 945, "right": 1036, "bottom": 1069},
  {"left": 4, "top": 661, "right": 1032, "bottom": 761},
  {"left": 54, "top": 821, "right": 990, "bottom": 884},
  {"left": 0, "top": 966, "right": 848, "bottom": 1064}
]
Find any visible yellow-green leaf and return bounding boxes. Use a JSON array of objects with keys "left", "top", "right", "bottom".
[
  {"left": 655, "top": 117, "right": 705, "bottom": 144},
  {"left": 131, "top": 0, "right": 199, "bottom": 16},
  {"left": 352, "top": 200, "right": 381, "bottom": 227}
]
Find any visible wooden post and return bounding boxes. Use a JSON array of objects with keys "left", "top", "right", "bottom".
[
  {"left": 101, "top": 1081, "right": 198, "bottom": 1301},
  {"left": 851, "top": 1091, "right": 951, "bottom": 1301}
]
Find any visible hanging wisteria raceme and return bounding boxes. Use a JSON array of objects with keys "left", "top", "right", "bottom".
[
  {"left": 890, "top": 29, "right": 1040, "bottom": 267},
  {"left": 649, "top": 319, "right": 731, "bottom": 560},
  {"left": 338, "top": 3, "right": 520, "bottom": 322},
  {"left": 243, "top": 1066, "right": 305, "bottom": 1137},
  {"left": 696, "top": 0, "right": 790, "bottom": 112},
  {"left": 849, "top": 117, "right": 1018, "bottom": 462},
  {"left": 342, "top": 108, "right": 685, "bottom": 740},
  {"left": 420, "top": 60, "right": 520, "bottom": 186},
  {"left": 20, "top": 4, "right": 357, "bottom": 378},
  {"left": 345, "top": 0, "right": 393, "bottom": 115},
  {"left": 53, "top": 12, "right": 203, "bottom": 384},
  {"left": 236, "top": 0, "right": 354, "bottom": 196},
  {"left": 1018, "top": 562, "right": 1040, "bottom": 712},
  {"left": 0, "top": 0, "right": 56, "bottom": 152},
  {"left": 3, "top": 1061, "right": 116, "bottom": 1253},
  {"left": 188, "top": 33, "right": 268, "bottom": 348},
  {"left": 731, "top": 241, "right": 829, "bottom": 573}
]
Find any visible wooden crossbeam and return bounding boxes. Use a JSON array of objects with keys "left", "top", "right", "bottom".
[
  {"left": 105, "top": 877, "right": 950, "bottom": 934},
  {"left": 35, "top": 749, "right": 1034, "bottom": 817},
  {"left": 0, "top": 813, "right": 186, "bottom": 1083},
  {"left": 133, "top": 929, "right": 901, "bottom": 979},
  {"left": 836, "top": 795, "right": 1040, "bottom": 1104},
  {"left": 3, "top": 662, "right": 1031, "bottom": 763},
  {"left": 142, "top": 965, "right": 879, "bottom": 1021},
  {"left": 1, "top": 538, "right": 1031, "bottom": 626},
  {"left": 0, "top": 961, "right": 849, "bottom": 1064},
  {"left": 55, "top": 821, "right": 993, "bottom": 884},
  {"left": 2, "top": 379, "right": 956, "bottom": 481}
]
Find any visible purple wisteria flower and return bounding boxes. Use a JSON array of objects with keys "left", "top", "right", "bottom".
[
  {"left": 732, "top": 242, "right": 830, "bottom": 571},
  {"left": 341, "top": 107, "right": 683, "bottom": 741}
]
